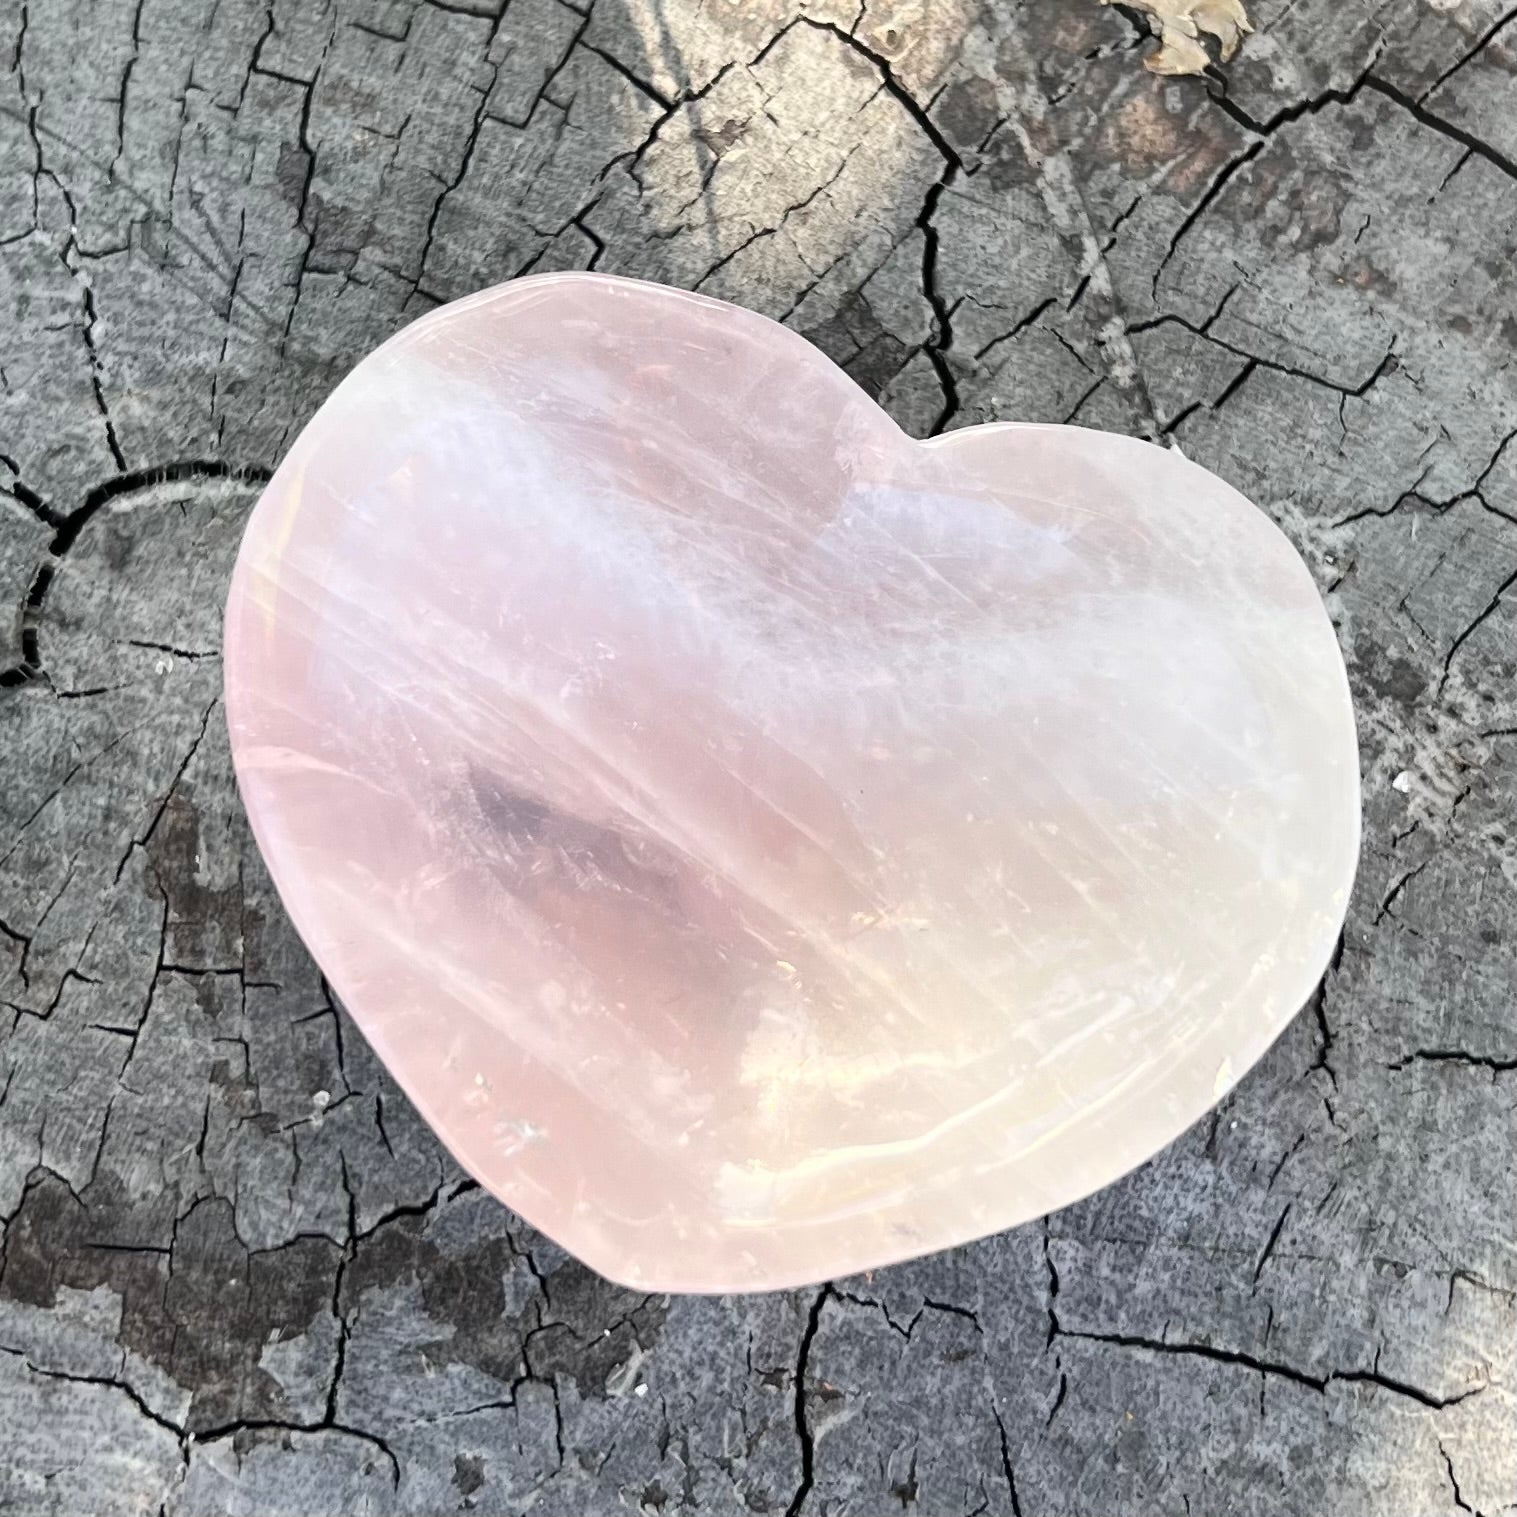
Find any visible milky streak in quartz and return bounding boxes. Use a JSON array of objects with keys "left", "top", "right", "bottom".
[{"left": 223, "top": 273, "right": 1360, "bottom": 1292}]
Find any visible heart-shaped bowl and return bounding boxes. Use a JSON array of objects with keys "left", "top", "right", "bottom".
[{"left": 224, "top": 273, "right": 1360, "bottom": 1293}]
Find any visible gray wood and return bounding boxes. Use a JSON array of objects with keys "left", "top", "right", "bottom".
[{"left": 1, "top": 1, "right": 1514, "bottom": 1512}]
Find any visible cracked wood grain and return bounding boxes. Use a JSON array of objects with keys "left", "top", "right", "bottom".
[{"left": 1, "top": 1, "right": 1515, "bottom": 1514}]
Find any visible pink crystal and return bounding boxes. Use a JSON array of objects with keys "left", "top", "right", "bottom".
[{"left": 224, "top": 273, "right": 1360, "bottom": 1292}]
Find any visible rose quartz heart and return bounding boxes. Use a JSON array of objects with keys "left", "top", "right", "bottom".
[{"left": 224, "top": 273, "right": 1359, "bottom": 1293}]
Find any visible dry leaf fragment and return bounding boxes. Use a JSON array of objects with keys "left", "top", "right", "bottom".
[{"left": 1102, "top": 0, "right": 1254, "bottom": 76}]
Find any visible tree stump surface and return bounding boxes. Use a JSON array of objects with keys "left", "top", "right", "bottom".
[{"left": 1, "top": 1, "right": 1514, "bottom": 1513}]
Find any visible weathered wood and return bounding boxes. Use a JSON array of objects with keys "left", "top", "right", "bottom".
[{"left": 1, "top": 1, "right": 1514, "bottom": 1512}]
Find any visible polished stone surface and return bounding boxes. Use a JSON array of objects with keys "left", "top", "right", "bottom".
[{"left": 223, "top": 273, "right": 1360, "bottom": 1293}]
